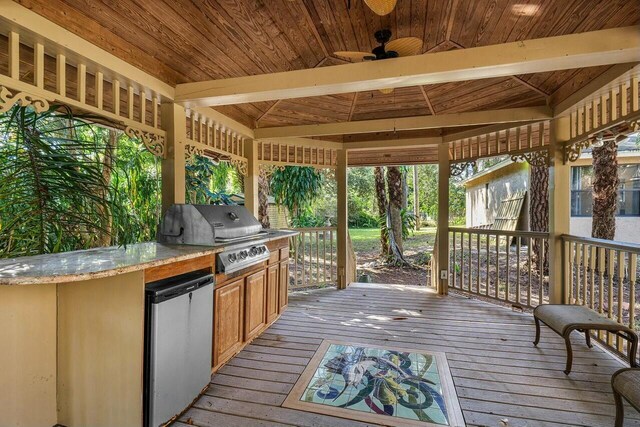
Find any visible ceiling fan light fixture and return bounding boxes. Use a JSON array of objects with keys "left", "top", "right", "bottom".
[{"left": 364, "top": 0, "right": 398, "bottom": 16}]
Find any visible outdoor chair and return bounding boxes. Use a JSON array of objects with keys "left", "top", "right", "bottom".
[
  {"left": 533, "top": 304, "right": 638, "bottom": 374},
  {"left": 612, "top": 368, "right": 640, "bottom": 427}
]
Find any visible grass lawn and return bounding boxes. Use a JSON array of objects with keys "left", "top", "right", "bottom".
[{"left": 349, "top": 227, "right": 437, "bottom": 255}]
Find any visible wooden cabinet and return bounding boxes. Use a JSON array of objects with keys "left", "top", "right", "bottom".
[
  {"left": 278, "top": 261, "right": 289, "bottom": 312},
  {"left": 213, "top": 278, "right": 244, "bottom": 368},
  {"left": 244, "top": 270, "right": 266, "bottom": 341},
  {"left": 212, "top": 237, "right": 292, "bottom": 372},
  {"left": 266, "top": 264, "right": 279, "bottom": 323}
]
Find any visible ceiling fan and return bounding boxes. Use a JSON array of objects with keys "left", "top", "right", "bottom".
[
  {"left": 347, "top": 0, "right": 398, "bottom": 16},
  {"left": 334, "top": 29, "right": 422, "bottom": 62},
  {"left": 334, "top": 29, "right": 422, "bottom": 94}
]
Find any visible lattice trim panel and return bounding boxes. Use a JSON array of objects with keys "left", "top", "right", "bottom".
[
  {"left": 568, "top": 74, "right": 639, "bottom": 145},
  {"left": 0, "top": 29, "right": 165, "bottom": 135},
  {"left": 449, "top": 121, "right": 550, "bottom": 163},
  {"left": 186, "top": 111, "right": 246, "bottom": 159},
  {"left": 258, "top": 141, "right": 337, "bottom": 168}
]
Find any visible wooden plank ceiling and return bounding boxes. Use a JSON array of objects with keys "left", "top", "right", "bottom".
[{"left": 15, "top": 0, "right": 640, "bottom": 130}]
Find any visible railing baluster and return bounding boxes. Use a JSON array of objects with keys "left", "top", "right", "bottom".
[
  {"left": 452, "top": 231, "right": 457, "bottom": 289},
  {"left": 630, "top": 253, "right": 638, "bottom": 338},
  {"left": 527, "top": 237, "right": 532, "bottom": 307},
  {"left": 460, "top": 232, "right": 465, "bottom": 291},
  {"left": 468, "top": 232, "right": 472, "bottom": 293},
  {"left": 516, "top": 236, "right": 521, "bottom": 305},
  {"left": 505, "top": 233, "right": 510, "bottom": 302},
  {"left": 323, "top": 230, "right": 327, "bottom": 286},
  {"left": 617, "top": 250, "right": 624, "bottom": 352},
  {"left": 330, "top": 230, "right": 335, "bottom": 284},
  {"left": 607, "top": 248, "right": 615, "bottom": 347},
  {"left": 589, "top": 245, "right": 596, "bottom": 310},
  {"left": 575, "top": 243, "right": 582, "bottom": 304},
  {"left": 598, "top": 246, "right": 606, "bottom": 341},
  {"left": 485, "top": 233, "right": 490, "bottom": 297},
  {"left": 495, "top": 233, "right": 500, "bottom": 300},
  {"left": 476, "top": 233, "right": 481, "bottom": 294},
  {"left": 582, "top": 244, "right": 588, "bottom": 306}
]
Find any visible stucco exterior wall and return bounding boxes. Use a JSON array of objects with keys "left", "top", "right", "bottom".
[
  {"left": 571, "top": 217, "right": 640, "bottom": 244},
  {"left": 465, "top": 167, "right": 530, "bottom": 229}
]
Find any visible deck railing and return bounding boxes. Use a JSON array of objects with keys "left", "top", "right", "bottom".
[
  {"left": 287, "top": 227, "right": 337, "bottom": 290},
  {"left": 448, "top": 227, "right": 550, "bottom": 309},
  {"left": 563, "top": 235, "right": 639, "bottom": 357}
]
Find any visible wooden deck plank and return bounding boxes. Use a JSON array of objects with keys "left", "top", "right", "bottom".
[{"left": 187, "top": 283, "right": 630, "bottom": 426}]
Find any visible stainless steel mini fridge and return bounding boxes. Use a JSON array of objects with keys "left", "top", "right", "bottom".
[{"left": 144, "top": 271, "right": 214, "bottom": 427}]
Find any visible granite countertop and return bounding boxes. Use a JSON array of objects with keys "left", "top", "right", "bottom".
[{"left": 0, "top": 230, "right": 297, "bottom": 285}]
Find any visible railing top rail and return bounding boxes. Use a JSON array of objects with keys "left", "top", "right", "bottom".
[
  {"left": 562, "top": 234, "right": 640, "bottom": 253},
  {"left": 284, "top": 227, "right": 337, "bottom": 232},
  {"left": 448, "top": 227, "right": 549, "bottom": 239}
]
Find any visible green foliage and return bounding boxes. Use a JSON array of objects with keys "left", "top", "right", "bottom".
[
  {"left": 109, "top": 132, "right": 160, "bottom": 244},
  {"left": 380, "top": 208, "right": 416, "bottom": 240},
  {"left": 289, "top": 207, "right": 327, "bottom": 227},
  {"left": 270, "top": 166, "right": 324, "bottom": 218},
  {"left": 185, "top": 156, "right": 235, "bottom": 205},
  {"left": 0, "top": 105, "right": 133, "bottom": 257}
]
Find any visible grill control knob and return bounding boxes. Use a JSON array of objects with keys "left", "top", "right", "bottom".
[
  {"left": 239, "top": 250, "right": 248, "bottom": 260},
  {"left": 249, "top": 247, "right": 258, "bottom": 256},
  {"left": 227, "top": 253, "right": 237, "bottom": 263}
]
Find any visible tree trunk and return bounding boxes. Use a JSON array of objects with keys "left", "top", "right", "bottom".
[
  {"left": 258, "top": 168, "right": 270, "bottom": 228},
  {"left": 529, "top": 165, "right": 549, "bottom": 274},
  {"left": 387, "top": 166, "right": 404, "bottom": 254},
  {"left": 592, "top": 140, "right": 619, "bottom": 240},
  {"left": 97, "top": 129, "right": 117, "bottom": 247},
  {"left": 374, "top": 166, "right": 389, "bottom": 257}
]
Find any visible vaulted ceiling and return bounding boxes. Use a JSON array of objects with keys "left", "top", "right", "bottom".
[{"left": 17, "top": 0, "right": 640, "bottom": 130}]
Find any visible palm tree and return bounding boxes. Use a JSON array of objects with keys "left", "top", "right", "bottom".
[
  {"left": 591, "top": 140, "right": 619, "bottom": 240},
  {"left": 258, "top": 168, "right": 270, "bottom": 228},
  {"left": 373, "top": 166, "right": 389, "bottom": 257},
  {"left": 529, "top": 165, "right": 549, "bottom": 274},
  {"left": 386, "top": 166, "right": 407, "bottom": 264}
]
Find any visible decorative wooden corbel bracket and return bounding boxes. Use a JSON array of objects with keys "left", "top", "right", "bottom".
[
  {"left": 0, "top": 86, "right": 50, "bottom": 114},
  {"left": 450, "top": 161, "right": 476, "bottom": 177},
  {"left": 125, "top": 126, "right": 166, "bottom": 158},
  {"left": 511, "top": 149, "right": 550, "bottom": 168}
]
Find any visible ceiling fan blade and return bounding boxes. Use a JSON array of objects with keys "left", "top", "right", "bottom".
[
  {"left": 334, "top": 51, "right": 376, "bottom": 62},
  {"left": 364, "top": 0, "right": 398, "bottom": 16},
  {"left": 386, "top": 37, "right": 423, "bottom": 57}
]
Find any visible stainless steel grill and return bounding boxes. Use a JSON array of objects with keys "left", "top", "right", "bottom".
[{"left": 157, "top": 204, "right": 270, "bottom": 273}]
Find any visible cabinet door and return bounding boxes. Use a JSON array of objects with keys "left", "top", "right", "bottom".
[
  {"left": 266, "top": 265, "right": 279, "bottom": 324},
  {"left": 213, "top": 279, "right": 244, "bottom": 368},
  {"left": 278, "top": 261, "right": 289, "bottom": 312},
  {"left": 244, "top": 270, "right": 267, "bottom": 341}
]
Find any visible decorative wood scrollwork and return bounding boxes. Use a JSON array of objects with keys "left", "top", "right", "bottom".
[
  {"left": 185, "top": 143, "right": 204, "bottom": 162},
  {"left": 449, "top": 161, "right": 476, "bottom": 177},
  {"left": 511, "top": 149, "right": 550, "bottom": 168},
  {"left": 564, "top": 138, "right": 595, "bottom": 163},
  {"left": 231, "top": 158, "right": 248, "bottom": 176},
  {"left": 124, "top": 126, "right": 165, "bottom": 158},
  {"left": 0, "top": 86, "right": 50, "bottom": 114},
  {"left": 260, "top": 164, "right": 286, "bottom": 177}
]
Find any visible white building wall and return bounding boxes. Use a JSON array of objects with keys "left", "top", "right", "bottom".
[
  {"left": 571, "top": 217, "right": 640, "bottom": 244},
  {"left": 466, "top": 169, "right": 529, "bottom": 228}
]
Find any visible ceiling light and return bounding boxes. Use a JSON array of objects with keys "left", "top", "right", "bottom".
[
  {"left": 512, "top": 4, "right": 539, "bottom": 16},
  {"left": 364, "top": 0, "right": 398, "bottom": 16},
  {"left": 379, "top": 88, "right": 394, "bottom": 94}
]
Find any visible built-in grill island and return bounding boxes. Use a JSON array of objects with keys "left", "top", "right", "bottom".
[
  {"left": 157, "top": 204, "right": 271, "bottom": 274},
  {"left": 146, "top": 204, "right": 294, "bottom": 425}
]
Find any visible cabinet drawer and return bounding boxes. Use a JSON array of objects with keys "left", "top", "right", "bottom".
[
  {"left": 279, "top": 247, "right": 289, "bottom": 261},
  {"left": 268, "top": 250, "right": 279, "bottom": 265}
]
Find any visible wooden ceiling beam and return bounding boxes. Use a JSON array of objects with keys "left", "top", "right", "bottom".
[
  {"left": 175, "top": 27, "right": 639, "bottom": 107},
  {"left": 345, "top": 137, "right": 442, "bottom": 151},
  {"left": 253, "top": 106, "right": 552, "bottom": 138}
]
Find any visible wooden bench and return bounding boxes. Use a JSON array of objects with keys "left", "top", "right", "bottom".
[
  {"left": 533, "top": 304, "right": 638, "bottom": 374},
  {"left": 612, "top": 368, "right": 640, "bottom": 427}
]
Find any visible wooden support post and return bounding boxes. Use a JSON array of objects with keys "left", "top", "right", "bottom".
[
  {"left": 160, "top": 103, "right": 186, "bottom": 213},
  {"left": 244, "top": 139, "right": 259, "bottom": 218},
  {"left": 413, "top": 165, "right": 420, "bottom": 230},
  {"left": 549, "top": 116, "right": 571, "bottom": 304},
  {"left": 336, "top": 149, "right": 348, "bottom": 290},
  {"left": 437, "top": 143, "right": 450, "bottom": 295},
  {"left": 8, "top": 31, "right": 19, "bottom": 79}
]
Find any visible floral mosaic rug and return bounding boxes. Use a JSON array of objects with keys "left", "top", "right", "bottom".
[{"left": 282, "top": 340, "right": 465, "bottom": 427}]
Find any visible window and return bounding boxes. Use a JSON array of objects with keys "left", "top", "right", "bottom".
[{"left": 571, "top": 164, "right": 640, "bottom": 217}]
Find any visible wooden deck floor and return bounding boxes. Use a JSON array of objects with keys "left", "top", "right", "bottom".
[{"left": 177, "top": 283, "right": 640, "bottom": 427}]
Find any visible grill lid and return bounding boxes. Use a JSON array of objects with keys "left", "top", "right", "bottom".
[{"left": 157, "top": 204, "right": 262, "bottom": 245}]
